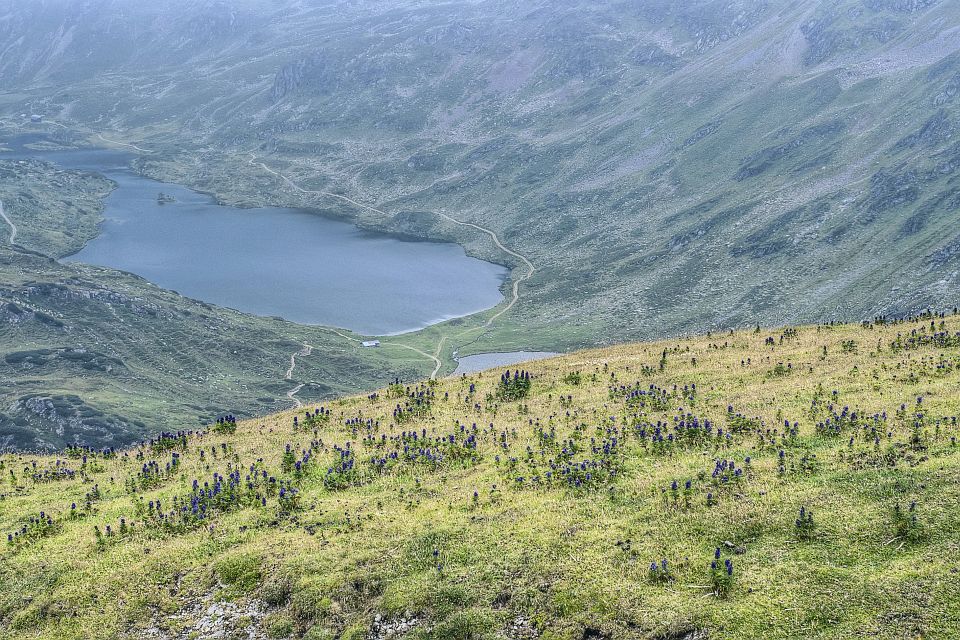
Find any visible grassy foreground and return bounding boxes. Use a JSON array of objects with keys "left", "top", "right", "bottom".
[{"left": 2, "top": 314, "right": 960, "bottom": 639}]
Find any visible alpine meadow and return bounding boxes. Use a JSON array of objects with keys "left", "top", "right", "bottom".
[{"left": 1, "top": 1, "right": 960, "bottom": 639}]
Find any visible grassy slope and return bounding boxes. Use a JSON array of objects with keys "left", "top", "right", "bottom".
[
  {"left": 5, "top": 1, "right": 960, "bottom": 445},
  {"left": 0, "top": 158, "right": 113, "bottom": 255},
  {"left": 2, "top": 314, "right": 960, "bottom": 639},
  {"left": 6, "top": 1, "right": 960, "bottom": 362}
]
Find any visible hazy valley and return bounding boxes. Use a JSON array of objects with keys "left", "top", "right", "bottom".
[{"left": 1, "top": 1, "right": 960, "bottom": 638}]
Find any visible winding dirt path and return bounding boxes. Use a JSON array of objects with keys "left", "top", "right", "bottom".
[
  {"left": 284, "top": 343, "right": 314, "bottom": 408},
  {"left": 390, "top": 342, "right": 444, "bottom": 378},
  {"left": 312, "top": 326, "right": 443, "bottom": 377},
  {"left": 95, "top": 133, "right": 153, "bottom": 154},
  {"left": 0, "top": 200, "right": 16, "bottom": 245},
  {"left": 286, "top": 383, "right": 306, "bottom": 408},
  {"left": 247, "top": 153, "right": 536, "bottom": 376}
]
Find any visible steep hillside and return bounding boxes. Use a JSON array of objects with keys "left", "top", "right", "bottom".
[
  {"left": 2, "top": 0, "right": 959, "bottom": 354},
  {"left": 3, "top": 313, "right": 960, "bottom": 639}
]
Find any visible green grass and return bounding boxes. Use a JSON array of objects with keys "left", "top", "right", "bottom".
[
  {"left": 0, "top": 158, "right": 112, "bottom": 257},
  {"left": 3, "top": 314, "right": 960, "bottom": 638}
]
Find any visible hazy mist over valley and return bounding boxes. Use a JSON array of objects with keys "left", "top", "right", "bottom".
[{"left": 1, "top": 1, "right": 960, "bottom": 638}]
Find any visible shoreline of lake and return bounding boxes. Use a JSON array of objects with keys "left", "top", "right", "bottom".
[{"left": 2, "top": 136, "right": 510, "bottom": 336}]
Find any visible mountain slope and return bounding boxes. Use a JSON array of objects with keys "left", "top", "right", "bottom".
[
  {"left": 2, "top": 313, "right": 960, "bottom": 638},
  {"left": 2, "top": 0, "right": 959, "bottom": 355}
]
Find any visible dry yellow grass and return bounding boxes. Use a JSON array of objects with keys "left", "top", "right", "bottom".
[{"left": 2, "top": 314, "right": 960, "bottom": 639}]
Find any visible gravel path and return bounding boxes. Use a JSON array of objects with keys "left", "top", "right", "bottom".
[{"left": 0, "top": 200, "right": 16, "bottom": 245}]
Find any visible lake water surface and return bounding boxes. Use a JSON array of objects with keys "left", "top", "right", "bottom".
[
  {"left": 5, "top": 138, "right": 508, "bottom": 335},
  {"left": 453, "top": 351, "right": 560, "bottom": 374}
]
